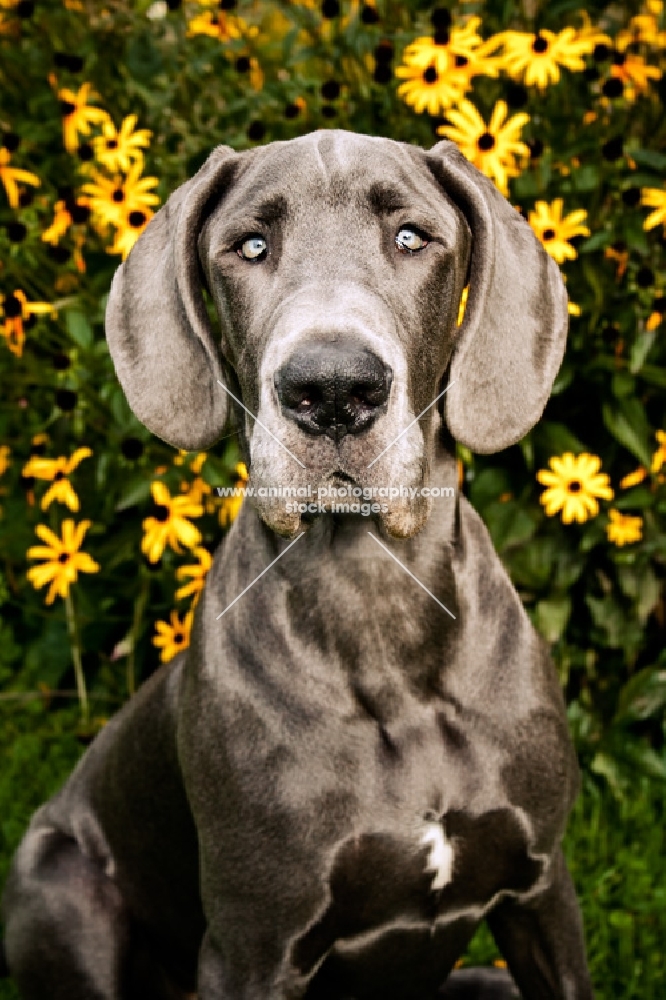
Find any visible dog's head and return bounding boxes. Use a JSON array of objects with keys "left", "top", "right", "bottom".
[{"left": 106, "top": 130, "right": 567, "bottom": 538}]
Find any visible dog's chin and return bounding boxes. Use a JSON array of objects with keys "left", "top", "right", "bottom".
[{"left": 251, "top": 494, "right": 432, "bottom": 540}]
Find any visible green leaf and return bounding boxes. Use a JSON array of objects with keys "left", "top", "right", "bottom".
[
  {"left": 602, "top": 399, "right": 652, "bottom": 467},
  {"left": 65, "top": 310, "right": 93, "bottom": 349},
  {"left": 115, "top": 475, "right": 152, "bottom": 511},
  {"left": 629, "top": 329, "right": 657, "bottom": 374},
  {"left": 534, "top": 595, "right": 572, "bottom": 643},
  {"left": 616, "top": 667, "right": 666, "bottom": 723}
]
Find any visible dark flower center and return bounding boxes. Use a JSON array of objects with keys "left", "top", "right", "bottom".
[
  {"left": 3, "top": 294, "right": 22, "bottom": 318},
  {"left": 112, "top": 188, "right": 124, "bottom": 203},
  {"left": 54, "top": 470, "right": 65, "bottom": 481},
  {"left": 128, "top": 211, "right": 147, "bottom": 228},
  {"left": 423, "top": 65, "right": 438, "bottom": 84},
  {"left": 174, "top": 631, "right": 184, "bottom": 644},
  {"left": 154, "top": 503, "right": 170, "bottom": 522},
  {"left": 542, "top": 228, "right": 556, "bottom": 241},
  {"left": 58, "top": 552, "right": 69, "bottom": 564},
  {"left": 567, "top": 480, "right": 582, "bottom": 493},
  {"left": 477, "top": 132, "right": 495, "bottom": 151},
  {"left": 454, "top": 54, "right": 469, "bottom": 68},
  {"left": 532, "top": 35, "right": 549, "bottom": 54},
  {"left": 106, "top": 139, "right": 118, "bottom": 149}
]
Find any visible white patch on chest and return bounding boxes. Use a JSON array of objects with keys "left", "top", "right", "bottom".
[{"left": 420, "top": 821, "right": 454, "bottom": 891}]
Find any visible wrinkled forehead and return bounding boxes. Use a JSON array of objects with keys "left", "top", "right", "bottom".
[{"left": 216, "top": 130, "right": 444, "bottom": 225}]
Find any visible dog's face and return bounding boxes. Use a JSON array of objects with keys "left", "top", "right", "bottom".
[{"left": 106, "top": 130, "right": 568, "bottom": 538}]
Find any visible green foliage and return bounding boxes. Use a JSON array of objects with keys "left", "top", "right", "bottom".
[{"left": 1, "top": 0, "right": 666, "bottom": 988}]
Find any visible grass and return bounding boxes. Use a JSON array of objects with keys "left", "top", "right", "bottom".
[{"left": 0, "top": 701, "right": 664, "bottom": 999}]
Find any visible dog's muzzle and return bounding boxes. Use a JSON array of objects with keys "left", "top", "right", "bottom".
[{"left": 274, "top": 341, "right": 393, "bottom": 444}]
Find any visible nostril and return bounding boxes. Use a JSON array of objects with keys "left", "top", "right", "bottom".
[
  {"left": 349, "top": 381, "right": 390, "bottom": 408},
  {"left": 283, "top": 384, "right": 323, "bottom": 412}
]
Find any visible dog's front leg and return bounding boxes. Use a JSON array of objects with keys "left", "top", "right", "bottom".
[{"left": 486, "top": 848, "right": 594, "bottom": 999}]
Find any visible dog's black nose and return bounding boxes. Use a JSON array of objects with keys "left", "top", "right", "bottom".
[{"left": 275, "top": 342, "right": 392, "bottom": 443}]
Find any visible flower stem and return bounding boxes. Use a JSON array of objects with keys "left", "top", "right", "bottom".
[{"left": 65, "top": 590, "right": 88, "bottom": 724}]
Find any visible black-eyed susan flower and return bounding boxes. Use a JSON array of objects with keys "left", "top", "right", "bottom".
[
  {"left": 141, "top": 481, "right": 203, "bottom": 563},
  {"left": 395, "top": 19, "right": 502, "bottom": 115},
  {"left": 651, "top": 429, "right": 666, "bottom": 473},
  {"left": 175, "top": 547, "right": 213, "bottom": 603},
  {"left": 499, "top": 27, "right": 601, "bottom": 90},
  {"left": 22, "top": 447, "right": 92, "bottom": 511},
  {"left": 528, "top": 199, "right": 590, "bottom": 263},
  {"left": 186, "top": 3, "right": 245, "bottom": 41},
  {"left": 153, "top": 609, "right": 194, "bottom": 663},
  {"left": 0, "top": 146, "right": 40, "bottom": 208},
  {"left": 0, "top": 289, "right": 56, "bottom": 357},
  {"left": 610, "top": 51, "right": 661, "bottom": 100},
  {"left": 437, "top": 99, "right": 529, "bottom": 196},
  {"left": 620, "top": 466, "right": 648, "bottom": 489},
  {"left": 218, "top": 462, "right": 249, "bottom": 527},
  {"left": 641, "top": 184, "right": 666, "bottom": 233},
  {"left": 55, "top": 81, "right": 111, "bottom": 154},
  {"left": 537, "top": 453, "right": 614, "bottom": 524},
  {"left": 607, "top": 509, "right": 643, "bottom": 546},
  {"left": 27, "top": 519, "right": 100, "bottom": 605},
  {"left": 91, "top": 114, "right": 153, "bottom": 173},
  {"left": 0, "top": 445, "right": 10, "bottom": 477},
  {"left": 80, "top": 157, "right": 160, "bottom": 231},
  {"left": 617, "top": 13, "right": 666, "bottom": 51}
]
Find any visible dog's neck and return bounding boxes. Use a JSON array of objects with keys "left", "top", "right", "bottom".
[{"left": 210, "top": 437, "right": 462, "bottom": 710}]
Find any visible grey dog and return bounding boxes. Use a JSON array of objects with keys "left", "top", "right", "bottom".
[{"left": 1, "top": 130, "right": 594, "bottom": 1000}]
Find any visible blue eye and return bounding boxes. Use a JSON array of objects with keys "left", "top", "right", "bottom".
[
  {"left": 395, "top": 227, "right": 429, "bottom": 254},
  {"left": 238, "top": 236, "right": 268, "bottom": 261}
]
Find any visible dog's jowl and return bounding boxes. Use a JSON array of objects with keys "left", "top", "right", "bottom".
[{"left": 1, "top": 131, "right": 594, "bottom": 1000}]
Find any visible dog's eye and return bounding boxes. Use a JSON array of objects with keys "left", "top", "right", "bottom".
[
  {"left": 395, "top": 227, "right": 429, "bottom": 254},
  {"left": 237, "top": 236, "right": 268, "bottom": 261}
]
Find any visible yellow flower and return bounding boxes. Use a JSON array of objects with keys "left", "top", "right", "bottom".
[
  {"left": 27, "top": 519, "right": 100, "bottom": 605},
  {"left": 141, "top": 481, "right": 203, "bottom": 563},
  {"left": 607, "top": 509, "right": 643, "bottom": 546},
  {"left": 528, "top": 199, "right": 590, "bottom": 263},
  {"left": 22, "top": 447, "right": 92, "bottom": 511},
  {"left": 617, "top": 13, "right": 666, "bottom": 51},
  {"left": 153, "top": 609, "right": 194, "bottom": 663},
  {"left": 79, "top": 158, "right": 160, "bottom": 231},
  {"left": 537, "top": 452, "right": 614, "bottom": 524},
  {"left": 186, "top": 6, "right": 245, "bottom": 41},
  {"left": 0, "top": 289, "right": 56, "bottom": 357},
  {"left": 0, "top": 445, "right": 10, "bottom": 477},
  {"left": 642, "top": 185, "right": 666, "bottom": 233},
  {"left": 619, "top": 467, "right": 647, "bottom": 489},
  {"left": 610, "top": 52, "right": 661, "bottom": 100},
  {"left": 56, "top": 82, "right": 111, "bottom": 154},
  {"left": 91, "top": 114, "right": 153, "bottom": 173},
  {"left": 499, "top": 27, "right": 598, "bottom": 90},
  {"left": 651, "top": 429, "right": 666, "bottom": 473},
  {"left": 218, "top": 462, "right": 249, "bottom": 527},
  {"left": 175, "top": 547, "right": 213, "bottom": 603},
  {"left": 0, "top": 146, "right": 40, "bottom": 209},
  {"left": 395, "top": 20, "right": 501, "bottom": 115},
  {"left": 437, "top": 99, "right": 529, "bottom": 196}
]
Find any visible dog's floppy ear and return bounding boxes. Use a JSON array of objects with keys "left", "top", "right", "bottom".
[
  {"left": 425, "top": 140, "right": 568, "bottom": 454},
  {"left": 105, "top": 145, "right": 239, "bottom": 451}
]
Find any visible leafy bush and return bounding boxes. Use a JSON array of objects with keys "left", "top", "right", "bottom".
[{"left": 0, "top": 0, "right": 665, "bottom": 989}]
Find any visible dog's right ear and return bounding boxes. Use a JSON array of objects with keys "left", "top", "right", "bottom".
[{"left": 105, "top": 145, "right": 239, "bottom": 452}]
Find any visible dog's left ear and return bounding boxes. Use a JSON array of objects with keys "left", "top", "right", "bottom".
[{"left": 425, "top": 140, "right": 568, "bottom": 454}]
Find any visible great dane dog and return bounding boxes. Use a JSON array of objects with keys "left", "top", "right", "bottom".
[{"left": 1, "top": 130, "right": 594, "bottom": 999}]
